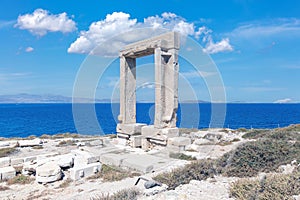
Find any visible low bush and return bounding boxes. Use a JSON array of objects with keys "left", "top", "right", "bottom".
[
  {"left": 169, "top": 153, "right": 196, "bottom": 160},
  {"left": 230, "top": 168, "right": 300, "bottom": 200},
  {"left": 88, "top": 164, "right": 141, "bottom": 182},
  {"left": 218, "top": 139, "right": 300, "bottom": 177},
  {"left": 0, "top": 147, "right": 17, "bottom": 158},
  {"left": 153, "top": 159, "right": 217, "bottom": 190},
  {"left": 91, "top": 188, "right": 140, "bottom": 200},
  {"left": 0, "top": 185, "right": 10, "bottom": 191},
  {"left": 7, "top": 174, "right": 33, "bottom": 185},
  {"left": 242, "top": 129, "right": 270, "bottom": 139}
]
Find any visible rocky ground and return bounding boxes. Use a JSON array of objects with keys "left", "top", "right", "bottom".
[{"left": 0, "top": 127, "right": 299, "bottom": 200}]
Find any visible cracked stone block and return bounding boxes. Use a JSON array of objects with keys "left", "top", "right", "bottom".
[{"left": 70, "top": 163, "right": 102, "bottom": 180}]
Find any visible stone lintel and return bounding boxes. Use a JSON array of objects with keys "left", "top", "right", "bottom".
[
  {"left": 120, "top": 32, "right": 180, "bottom": 58},
  {"left": 167, "top": 137, "right": 191, "bottom": 147}
]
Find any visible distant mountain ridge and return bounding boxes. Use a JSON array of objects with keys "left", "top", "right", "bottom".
[{"left": 0, "top": 94, "right": 114, "bottom": 103}]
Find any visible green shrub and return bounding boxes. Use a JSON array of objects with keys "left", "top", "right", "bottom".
[
  {"left": 179, "top": 128, "right": 199, "bottom": 135},
  {"left": 7, "top": 174, "right": 33, "bottom": 185},
  {"left": 219, "top": 139, "right": 300, "bottom": 177},
  {"left": 0, "top": 147, "right": 17, "bottom": 158},
  {"left": 91, "top": 188, "right": 140, "bottom": 200},
  {"left": 153, "top": 159, "right": 217, "bottom": 190},
  {"left": 230, "top": 168, "right": 300, "bottom": 200},
  {"left": 88, "top": 164, "right": 140, "bottom": 182},
  {"left": 242, "top": 129, "right": 270, "bottom": 139},
  {"left": 237, "top": 128, "right": 248, "bottom": 132},
  {"left": 169, "top": 153, "right": 196, "bottom": 160}
]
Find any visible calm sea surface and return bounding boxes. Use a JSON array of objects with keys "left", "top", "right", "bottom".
[{"left": 0, "top": 103, "right": 299, "bottom": 138}]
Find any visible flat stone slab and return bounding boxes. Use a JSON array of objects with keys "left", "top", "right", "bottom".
[
  {"left": 72, "top": 150, "right": 100, "bottom": 167},
  {"left": 0, "top": 157, "right": 10, "bottom": 168},
  {"left": 120, "top": 154, "right": 157, "bottom": 173},
  {"left": 18, "top": 138, "right": 42, "bottom": 147},
  {"left": 70, "top": 163, "right": 101, "bottom": 180},
  {"left": 11, "top": 158, "right": 24, "bottom": 166},
  {"left": 100, "top": 153, "right": 125, "bottom": 167},
  {"left": 168, "top": 137, "right": 191, "bottom": 146},
  {"left": 117, "top": 123, "right": 146, "bottom": 135},
  {"left": 0, "top": 166, "right": 16, "bottom": 180}
]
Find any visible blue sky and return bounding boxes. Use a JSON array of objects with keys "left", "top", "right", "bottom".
[{"left": 0, "top": 0, "right": 300, "bottom": 103}]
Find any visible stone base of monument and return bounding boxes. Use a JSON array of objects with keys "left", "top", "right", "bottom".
[
  {"left": 166, "top": 137, "right": 192, "bottom": 153},
  {"left": 116, "top": 123, "right": 146, "bottom": 147},
  {"left": 141, "top": 125, "right": 179, "bottom": 150}
]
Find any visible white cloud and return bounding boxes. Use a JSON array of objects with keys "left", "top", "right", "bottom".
[
  {"left": 203, "top": 38, "right": 233, "bottom": 54},
  {"left": 15, "top": 9, "right": 76, "bottom": 36},
  {"left": 25, "top": 47, "right": 34, "bottom": 52},
  {"left": 68, "top": 12, "right": 232, "bottom": 56},
  {"left": 230, "top": 18, "right": 300, "bottom": 38},
  {"left": 274, "top": 98, "right": 293, "bottom": 103},
  {"left": 0, "top": 20, "right": 15, "bottom": 28},
  {"left": 139, "top": 82, "right": 155, "bottom": 89}
]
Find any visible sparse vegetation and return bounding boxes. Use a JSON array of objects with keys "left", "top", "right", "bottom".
[
  {"left": 236, "top": 128, "right": 248, "bottom": 132},
  {"left": 179, "top": 128, "right": 199, "bottom": 135},
  {"left": 56, "top": 140, "right": 76, "bottom": 147},
  {"left": 32, "top": 145, "right": 43, "bottom": 150},
  {"left": 154, "top": 124, "right": 300, "bottom": 191},
  {"left": 169, "top": 153, "right": 196, "bottom": 160},
  {"left": 242, "top": 129, "right": 270, "bottom": 139},
  {"left": 59, "top": 178, "right": 72, "bottom": 188},
  {"left": 39, "top": 134, "right": 52, "bottom": 139},
  {"left": 0, "top": 147, "right": 17, "bottom": 158},
  {"left": 0, "top": 185, "right": 10, "bottom": 191},
  {"left": 153, "top": 159, "right": 217, "bottom": 190},
  {"left": 91, "top": 188, "right": 140, "bottom": 200},
  {"left": 218, "top": 139, "right": 300, "bottom": 177},
  {"left": 52, "top": 133, "right": 80, "bottom": 139},
  {"left": 88, "top": 164, "right": 141, "bottom": 182},
  {"left": 230, "top": 168, "right": 300, "bottom": 200},
  {"left": 7, "top": 174, "right": 33, "bottom": 185}
]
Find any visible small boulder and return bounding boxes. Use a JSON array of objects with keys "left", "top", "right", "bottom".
[
  {"left": 88, "top": 140, "right": 103, "bottom": 146},
  {"left": 144, "top": 180, "right": 162, "bottom": 189},
  {"left": 36, "top": 161, "right": 62, "bottom": 183}
]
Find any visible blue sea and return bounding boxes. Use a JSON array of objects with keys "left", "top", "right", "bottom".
[{"left": 0, "top": 103, "right": 300, "bottom": 138}]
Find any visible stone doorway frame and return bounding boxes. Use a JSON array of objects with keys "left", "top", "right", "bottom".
[{"left": 117, "top": 32, "right": 180, "bottom": 147}]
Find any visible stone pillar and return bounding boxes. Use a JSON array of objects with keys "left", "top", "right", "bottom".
[
  {"left": 154, "top": 48, "right": 179, "bottom": 128},
  {"left": 119, "top": 56, "right": 136, "bottom": 124}
]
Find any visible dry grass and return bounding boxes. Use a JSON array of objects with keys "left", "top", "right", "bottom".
[
  {"left": 0, "top": 185, "right": 10, "bottom": 191},
  {"left": 91, "top": 188, "right": 140, "bottom": 200},
  {"left": 88, "top": 164, "right": 141, "bottom": 182},
  {"left": 31, "top": 145, "right": 43, "bottom": 150},
  {"left": 153, "top": 159, "right": 217, "bottom": 190},
  {"left": 56, "top": 140, "right": 76, "bottom": 147},
  {"left": 58, "top": 178, "right": 72, "bottom": 188},
  {"left": 179, "top": 128, "right": 199, "bottom": 135},
  {"left": 52, "top": 133, "right": 80, "bottom": 139},
  {"left": 230, "top": 168, "right": 300, "bottom": 200},
  {"left": 7, "top": 174, "right": 33, "bottom": 185},
  {"left": 0, "top": 147, "right": 17, "bottom": 158},
  {"left": 169, "top": 153, "right": 196, "bottom": 160},
  {"left": 218, "top": 139, "right": 300, "bottom": 177}
]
